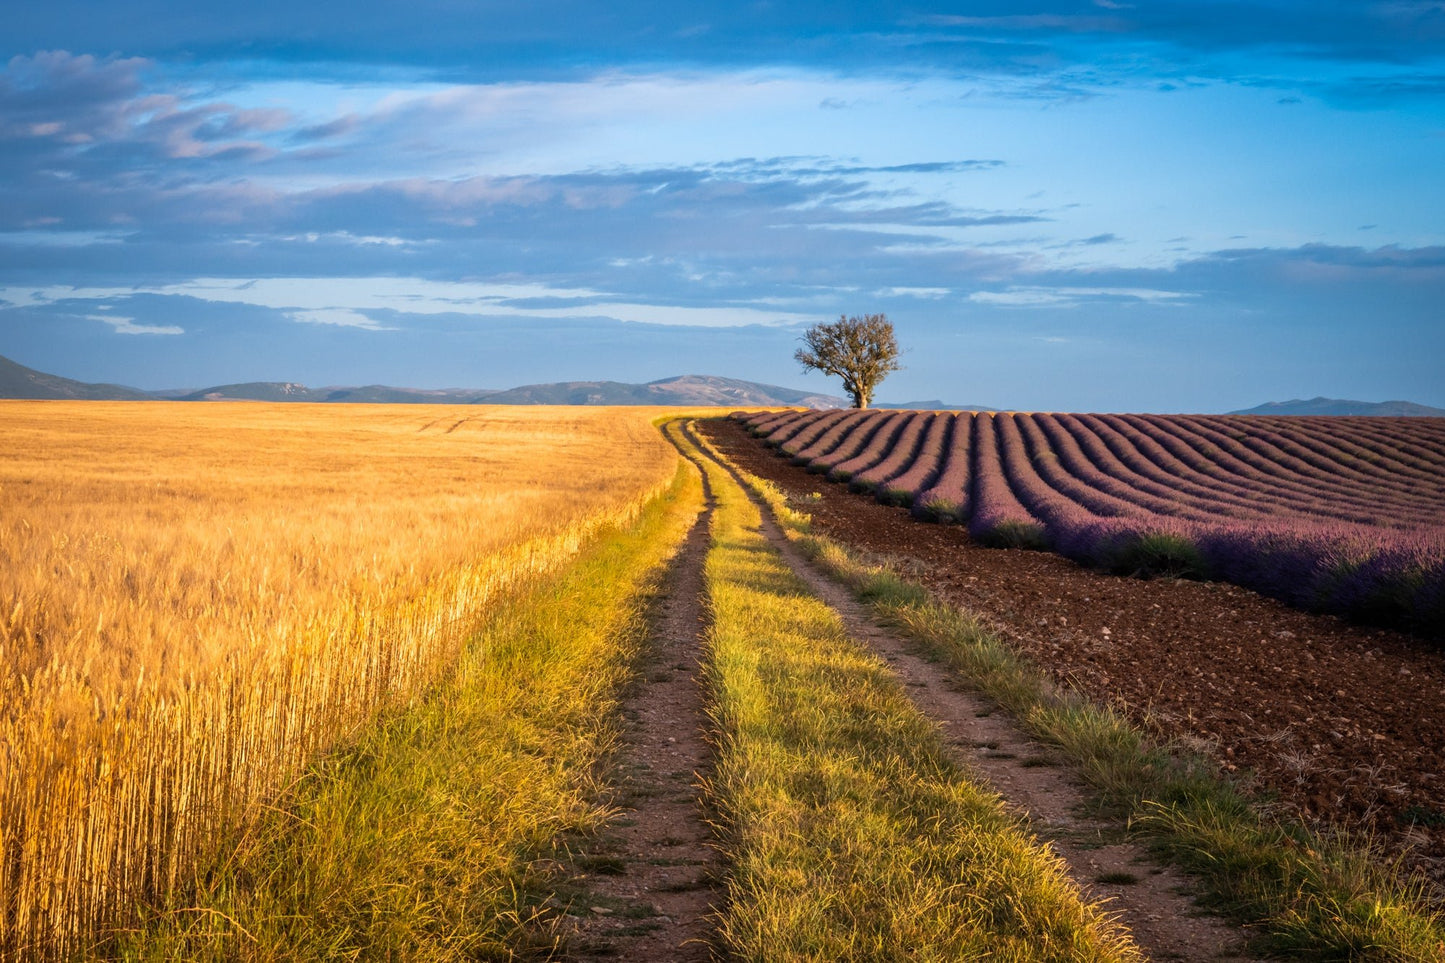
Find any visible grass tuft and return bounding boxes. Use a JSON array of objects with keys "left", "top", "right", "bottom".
[
  {"left": 1103, "top": 531, "right": 1208, "bottom": 580},
  {"left": 1096, "top": 873, "right": 1141, "bottom": 886},
  {"left": 978, "top": 519, "right": 1052, "bottom": 550}
]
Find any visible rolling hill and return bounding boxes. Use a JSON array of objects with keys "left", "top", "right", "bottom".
[
  {"left": 481, "top": 375, "right": 846, "bottom": 408},
  {"left": 0, "top": 353, "right": 153, "bottom": 400}
]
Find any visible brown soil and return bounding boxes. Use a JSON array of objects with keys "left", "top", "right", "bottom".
[
  {"left": 560, "top": 485, "right": 722, "bottom": 961},
  {"left": 701, "top": 417, "right": 1445, "bottom": 892}
]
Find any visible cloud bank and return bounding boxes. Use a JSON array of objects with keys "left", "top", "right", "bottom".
[{"left": 1, "top": 3, "right": 1442, "bottom": 411}]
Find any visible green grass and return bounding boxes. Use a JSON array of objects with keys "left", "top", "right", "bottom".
[
  {"left": 1095, "top": 873, "right": 1141, "bottom": 886},
  {"left": 1101, "top": 531, "right": 1207, "bottom": 579},
  {"left": 114, "top": 461, "right": 703, "bottom": 962},
  {"left": 976, "top": 518, "right": 1051, "bottom": 550},
  {"left": 679, "top": 421, "right": 1141, "bottom": 963},
  {"left": 716, "top": 425, "right": 1445, "bottom": 962},
  {"left": 876, "top": 485, "right": 914, "bottom": 508}
]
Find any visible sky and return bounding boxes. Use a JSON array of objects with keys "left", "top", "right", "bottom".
[{"left": 2, "top": 2, "right": 1443, "bottom": 411}]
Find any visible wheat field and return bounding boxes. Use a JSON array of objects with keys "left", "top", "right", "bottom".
[{"left": 0, "top": 401, "right": 678, "bottom": 958}]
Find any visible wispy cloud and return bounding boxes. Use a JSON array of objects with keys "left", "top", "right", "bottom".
[
  {"left": 86, "top": 312, "right": 182, "bottom": 335},
  {"left": 5, "top": 276, "right": 817, "bottom": 329},
  {"left": 287, "top": 307, "right": 392, "bottom": 330},
  {"left": 706, "top": 157, "right": 1005, "bottom": 178},
  {"left": 969, "top": 286, "right": 1194, "bottom": 307},
  {"left": 0, "top": 51, "right": 295, "bottom": 176},
  {"left": 922, "top": 14, "right": 1129, "bottom": 34}
]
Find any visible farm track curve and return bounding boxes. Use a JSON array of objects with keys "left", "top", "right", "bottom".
[
  {"left": 560, "top": 467, "right": 722, "bottom": 961},
  {"left": 682, "top": 420, "right": 1261, "bottom": 962},
  {"left": 699, "top": 417, "right": 1445, "bottom": 895}
]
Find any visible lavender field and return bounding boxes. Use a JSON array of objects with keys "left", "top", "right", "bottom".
[{"left": 740, "top": 410, "right": 1445, "bottom": 639}]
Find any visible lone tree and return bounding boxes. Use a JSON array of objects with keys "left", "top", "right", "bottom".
[{"left": 795, "top": 313, "right": 902, "bottom": 409}]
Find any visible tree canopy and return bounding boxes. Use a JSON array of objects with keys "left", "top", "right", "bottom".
[{"left": 794, "top": 313, "right": 901, "bottom": 409}]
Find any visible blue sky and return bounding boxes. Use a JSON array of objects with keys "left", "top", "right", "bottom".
[{"left": 2, "top": 2, "right": 1442, "bottom": 411}]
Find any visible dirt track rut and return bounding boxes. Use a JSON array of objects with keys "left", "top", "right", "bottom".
[{"left": 561, "top": 467, "right": 721, "bottom": 961}]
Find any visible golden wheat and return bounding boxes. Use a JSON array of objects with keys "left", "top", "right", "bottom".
[{"left": 0, "top": 401, "right": 678, "bottom": 959}]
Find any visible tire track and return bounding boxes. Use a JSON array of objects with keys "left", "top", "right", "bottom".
[{"left": 560, "top": 452, "right": 721, "bottom": 962}]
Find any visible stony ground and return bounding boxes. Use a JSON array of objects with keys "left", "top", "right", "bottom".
[{"left": 702, "top": 417, "right": 1445, "bottom": 893}]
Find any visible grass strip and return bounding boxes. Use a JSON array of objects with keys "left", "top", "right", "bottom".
[
  {"left": 708, "top": 422, "right": 1445, "bottom": 962},
  {"left": 677, "top": 421, "right": 1140, "bottom": 962},
  {"left": 114, "top": 461, "right": 703, "bottom": 962}
]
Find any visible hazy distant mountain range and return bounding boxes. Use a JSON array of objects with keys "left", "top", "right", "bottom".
[
  {"left": 475, "top": 375, "right": 848, "bottom": 408},
  {"left": 150, "top": 382, "right": 500, "bottom": 404},
  {"left": 1227, "top": 397, "right": 1445, "bottom": 417},
  {"left": 2, "top": 354, "right": 1439, "bottom": 414},
  {"left": 0, "top": 354, "right": 850, "bottom": 407}
]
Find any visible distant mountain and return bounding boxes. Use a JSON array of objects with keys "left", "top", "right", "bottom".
[
  {"left": 1230, "top": 397, "right": 1445, "bottom": 417},
  {"left": 175, "top": 381, "right": 330, "bottom": 402},
  {"left": 171, "top": 375, "right": 842, "bottom": 407},
  {"left": 876, "top": 399, "right": 997, "bottom": 411},
  {"left": 0, "top": 353, "right": 152, "bottom": 400},
  {"left": 0, "top": 355, "right": 853, "bottom": 407},
  {"left": 321, "top": 385, "right": 499, "bottom": 404},
  {"left": 482, "top": 375, "right": 848, "bottom": 408},
  {"left": 173, "top": 382, "right": 496, "bottom": 403}
]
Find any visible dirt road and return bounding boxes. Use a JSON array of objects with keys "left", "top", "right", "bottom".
[{"left": 564, "top": 422, "right": 1282, "bottom": 960}]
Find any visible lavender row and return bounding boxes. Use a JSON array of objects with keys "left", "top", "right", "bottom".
[
  {"left": 741, "top": 408, "right": 1440, "bottom": 530},
  {"left": 1072, "top": 414, "right": 1403, "bottom": 527},
  {"left": 1252, "top": 416, "right": 1444, "bottom": 493},
  {"left": 742, "top": 409, "right": 1443, "bottom": 531},
  {"left": 912, "top": 413, "right": 974, "bottom": 522},
  {"left": 734, "top": 409, "right": 1444, "bottom": 638},
  {"left": 1206, "top": 416, "right": 1443, "bottom": 517},
  {"left": 1258, "top": 415, "right": 1445, "bottom": 481},
  {"left": 850, "top": 413, "right": 931, "bottom": 496},
  {"left": 880, "top": 412, "right": 953, "bottom": 507},
  {"left": 1132, "top": 415, "right": 1436, "bottom": 529},
  {"left": 1181, "top": 416, "right": 1440, "bottom": 522}
]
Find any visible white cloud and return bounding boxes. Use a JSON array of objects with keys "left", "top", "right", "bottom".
[
  {"left": 276, "top": 231, "right": 416, "bottom": 247},
  {"left": 287, "top": 307, "right": 393, "bottom": 329},
  {"left": 87, "top": 314, "right": 183, "bottom": 335},
  {"left": 969, "top": 289, "right": 1074, "bottom": 306},
  {"left": 0, "top": 230, "right": 130, "bottom": 247},
  {"left": 969, "top": 286, "right": 1193, "bottom": 307},
  {"left": 876, "top": 286, "right": 953, "bottom": 298}
]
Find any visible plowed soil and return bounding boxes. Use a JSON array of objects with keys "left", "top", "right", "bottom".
[{"left": 701, "top": 417, "right": 1445, "bottom": 892}]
